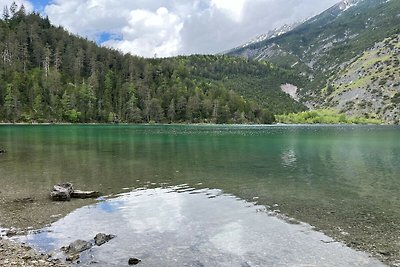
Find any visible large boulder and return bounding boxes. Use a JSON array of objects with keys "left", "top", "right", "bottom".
[{"left": 50, "top": 183, "right": 74, "bottom": 201}]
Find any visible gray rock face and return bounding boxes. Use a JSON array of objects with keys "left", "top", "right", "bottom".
[
  {"left": 50, "top": 183, "right": 74, "bottom": 201},
  {"left": 94, "top": 233, "right": 116, "bottom": 246}
]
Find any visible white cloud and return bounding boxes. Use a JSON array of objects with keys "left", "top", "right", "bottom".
[
  {"left": 43, "top": 0, "right": 340, "bottom": 57},
  {"left": 103, "top": 7, "right": 183, "bottom": 57},
  {"left": 0, "top": 0, "right": 33, "bottom": 13},
  {"left": 211, "top": 0, "right": 246, "bottom": 22}
]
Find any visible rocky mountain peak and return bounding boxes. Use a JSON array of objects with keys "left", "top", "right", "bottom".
[{"left": 338, "top": 0, "right": 360, "bottom": 11}]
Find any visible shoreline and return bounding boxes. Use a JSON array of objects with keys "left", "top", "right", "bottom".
[
  {"left": 0, "top": 189, "right": 394, "bottom": 267},
  {"left": 0, "top": 122, "right": 391, "bottom": 126},
  {"left": 0, "top": 189, "right": 390, "bottom": 267},
  {"left": 0, "top": 237, "right": 66, "bottom": 267}
]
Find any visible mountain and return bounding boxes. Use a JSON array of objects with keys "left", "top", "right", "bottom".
[
  {"left": 0, "top": 8, "right": 306, "bottom": 124},
  {"left": 238, "top": 22, "right": 302, "bottom": 51},
  {"left": 228, "top": 0, "right": 400, "bottom": 124}
]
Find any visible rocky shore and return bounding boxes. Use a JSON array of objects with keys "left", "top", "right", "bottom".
[
  {"left": 0, "top": 182, "right": 101, "bottom": 266},
  {"left": 0, "top": 237, "right": 66, "bottom": 267}
]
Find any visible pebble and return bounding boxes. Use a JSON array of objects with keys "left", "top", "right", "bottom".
[{"left": 128, "top": 257, "right": 141, "bottom": 265}]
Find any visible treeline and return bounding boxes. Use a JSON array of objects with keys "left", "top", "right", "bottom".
[{"left": 0, "top": 6, "right": 305, "bottom": 124}]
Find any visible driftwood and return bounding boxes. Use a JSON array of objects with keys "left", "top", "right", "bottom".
[{"left": 50, "top": 183, "right": 100, "bottom": 201}]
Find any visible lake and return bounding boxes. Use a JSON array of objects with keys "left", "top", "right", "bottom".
[{"left": 0, "top": 124, "right": 399, "bottom": 266}]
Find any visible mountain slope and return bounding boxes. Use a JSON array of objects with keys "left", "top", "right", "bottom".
[
  {"left": 323, "top": 33, "right": 400, "bottom": 122},
  {"left": 228, "top": 0, "right": 400, "bottom": 123},
  {"left": 0, "top": 9, "right": 306, "bottom": 124}
]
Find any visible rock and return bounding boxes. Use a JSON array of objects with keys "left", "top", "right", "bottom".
[
  {"left": 71, "top": 190, "right": 100, "bottom": 199},
  {"left": 5, "top": 228, "right": 26, "bottom": 237},
  {"left": 65, "top": 253, "right": 80, "bottom": 262},
  {"left": 0, "top": 149, "right": 6, "bottom": 154},
  {"left": 50, "top": 183, "right": 74, "bottom": 201},
  {"left": 378, "top": 250, "right": 391, "bottom": 256},
  {"left": 50, "top": 182, "right": 101, "bottom": 201},
  {"left": 94, "top": 233, "right": 116, "bottom": 246},
  {"left": 22, "top": 250, "right": 36, "bottom": 260},
  {"left": 5, "top": 229, "right": 17, "bottom": 237},
  {"left": 128, "top": 258, "right": 141, "bottom": 265},
  {"left": 61, "top": 239, "right": 92, "bottom": 255}
]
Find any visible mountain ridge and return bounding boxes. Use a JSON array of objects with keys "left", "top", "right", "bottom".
[{"left": 227, "top": 0, "right": 400, "bottom": 124}]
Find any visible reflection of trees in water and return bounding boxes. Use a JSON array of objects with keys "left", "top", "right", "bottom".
[
  {"left": 280, "top": 149, "right": 297, "bottom": 168},
  {"left": 1, "top": 125, "right": 399, "bottom": 213}
]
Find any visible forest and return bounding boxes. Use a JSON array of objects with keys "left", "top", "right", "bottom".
[{"left": 0, "top": 4, "right": 306, "bottom": 124}]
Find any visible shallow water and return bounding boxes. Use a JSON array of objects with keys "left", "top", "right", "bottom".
[
  {"left": 18, "top": 185, "right": 384, "bottom": 266},
  {"left": 1, "top": 124, "right": 400, "bottom": 265}
]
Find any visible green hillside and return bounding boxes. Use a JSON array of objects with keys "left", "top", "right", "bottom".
[
  {"left": 0, "top": 8, "right": 306, "bottom": 124},
  {"left": 228, "top": 0, "right": 400, "bottom": 124}
]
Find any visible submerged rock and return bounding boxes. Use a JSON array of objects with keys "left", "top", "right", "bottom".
[
  {"left": 61, "top": 239, "right": 92, "bottom": 255},
  {"left": 71, "top": 190, "right": 100, "bottom": 199},
  {"left": 128, "top": 257, "right": 141, "bottom": 265},
  {"left": 50, "top": 183, "right": 74, "bottom": 201},
  {"left": 94, "top": 233, "right": 116, "bottom": 246}
]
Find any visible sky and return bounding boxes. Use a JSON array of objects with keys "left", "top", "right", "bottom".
[{"left": 1, "top": 0, "right": 339, "bottom": 57}]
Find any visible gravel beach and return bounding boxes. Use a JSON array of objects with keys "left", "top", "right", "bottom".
[{"left": 0, "top": 237, "right": 66, "bottom": 267}]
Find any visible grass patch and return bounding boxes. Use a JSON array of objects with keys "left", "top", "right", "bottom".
[{"left": 276, "top": 109, "right": 383, "bottom": 124}]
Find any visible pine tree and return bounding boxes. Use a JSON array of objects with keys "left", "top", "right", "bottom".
[
  {"left": 125, "top": 84, "right": 141, "bottom": 122},
  {"left": 2, "top": 6, "right": 10, "bottom": 21},
  {"left": 4, "top": 84, "right": 15, "bottom": 121},
  {"left": 9, "top": 2, "right": 17, "bottom": 17},
  {"left": 103, "top": 70, "right": 114, "bottom": 114},
  {"left": 18, "top": 4, "right": 26, "bottom": 17},
  {"left": 148, "top": 98, "right": 164, "bottom": 122},
  {"left": 167, "top": 99, "right": 176, "bottom": 122}
]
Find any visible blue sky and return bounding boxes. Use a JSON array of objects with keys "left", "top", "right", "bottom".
[
  {"left": 31, "top": 0, "right": 48, "bottom": 11},
  {"left": 4, "top": 0, "right": 340, "bottom": 57}
]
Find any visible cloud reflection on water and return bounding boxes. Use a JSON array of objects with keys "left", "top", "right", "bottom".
[{"left": 16, "top": 185, "right": 385, "bottom": 267}]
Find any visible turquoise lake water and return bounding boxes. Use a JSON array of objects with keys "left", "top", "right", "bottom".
[{"left": 1, "top": 124, "right": 399, "bottom": 266}]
